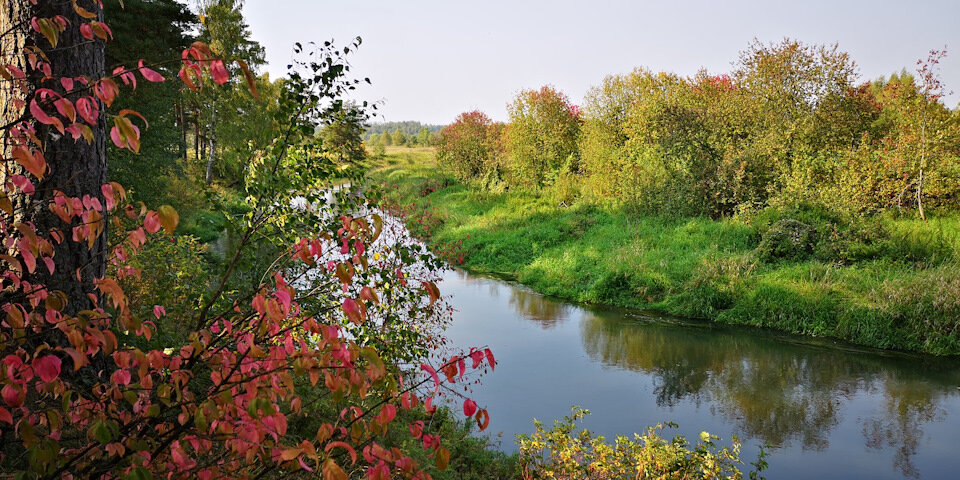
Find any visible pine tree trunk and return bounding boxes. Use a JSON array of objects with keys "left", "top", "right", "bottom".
[
  {"left": 2, "top": 0, "right": 108, "bottom": 314},
  {"left": 0, "top": 1, "right": 28, "bottom": 133}
]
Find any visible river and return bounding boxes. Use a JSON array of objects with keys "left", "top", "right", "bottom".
[{"left": 439, "top": 268, "right": 960, "bottom": 479}]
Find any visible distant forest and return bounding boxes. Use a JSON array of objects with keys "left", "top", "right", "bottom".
[{"left": 364, "top": 121, "right": 443, "bottom": 141}]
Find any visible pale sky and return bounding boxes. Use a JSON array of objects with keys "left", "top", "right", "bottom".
[{"left": 243, "top": 0, "right": 960, "bottom": 125}]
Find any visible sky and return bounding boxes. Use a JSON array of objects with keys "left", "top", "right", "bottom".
[{"left": 243, "top": 0, "right": 960, "bottom": 125}]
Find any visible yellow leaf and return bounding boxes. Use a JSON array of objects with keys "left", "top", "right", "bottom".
[
  {"left": 37, "top": 18, "right": 59, "bottom": 48},
  {"left": 157, "top": 205, "right": 179, "bottom": 234},
  {"left": 72, "top": 0, "right": 98, "bottom": 19}
]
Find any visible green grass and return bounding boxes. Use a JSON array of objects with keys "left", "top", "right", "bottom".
[{"left": 367, "top": 150, "right": 960, "bottom": 356}]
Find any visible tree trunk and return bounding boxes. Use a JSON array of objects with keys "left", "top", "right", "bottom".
[
  {"left": 205, "top": 102, "right": 217, "bottom": 184},
  {"left": 917, "top": 168, "right": 926, "bottom": 221},
  {"left": 2, "top": 0, "right": 108, "bottom": 314},
  {"left": 194, "top": 107, "right": 201, "bottom": 161},
  {"left": 917, "top": 121, "right": 927, "bottom": 221},
  {"left": 178, "top": 99, "right": 187, "bottom": 162},
  {"left": 0, "top": 1, "right": 28, "bottom": 133}
]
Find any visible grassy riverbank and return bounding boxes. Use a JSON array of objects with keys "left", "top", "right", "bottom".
[{"left": 368, "top": 147, "right": 960, "bottom": 356}]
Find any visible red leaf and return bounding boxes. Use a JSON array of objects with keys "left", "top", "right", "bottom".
[
  {"left": 420, "top": 363, "right": 440, "bottom": 388},
  {"left": 342, "top": 298, "right": 363, "bottom": 324},
  {"left": 33, "top": 354, "right": 61, "bottom": 383},
  {"left": 109, "top": 126, "right": 124, "bottom": 148},
  {"left": 379, "top": 404, "right": 396, "bottom": 423},
  {"left": 441, "top": 359, "right": 457, "bottom": 383},
  {"left": 0, "top": 406, "right": 12, "bottom": 424},
  {"left": 408, "top": 420, "right": 424, "bottom": 438},
  {"left": 54, "top": 98, "right": 76, "bottom": 123},
  {"left": 153, "top": 305, "right": 166, "bottom": 319},
  {"left": 144, "top": 211, "right": 161, "bottom": 234},
  {"left": 484, "top": 348, "right": 496, "bottom": 371},
  {"left": 422, "top": 281, "right": 440, "bottom": 306},
  {"left": 469, "top": 350, "right": 484, "bottom": 369},
  {"left": 462, "top": 398, "right": 477, "bottom": 417},
  {"left": 137, "top": 60, "right": 164, "bottom": 82},
  {"left": 1, "top": 385, "right": 23, "bottom": 408},
  {"left": 76, "top": 97, "right": 98, "bottom": 124},
  {"left": 178, "top": 67, "right": 199, "bottom": 91},
  {"left": 209, "top": 59, "right": 229, "bottom": 85},
  {"left": 30, "top": 99, "right": 56, "bottom": 126},
  {"left": 111, "top": 369, "right": 131, "bottom": 386}
]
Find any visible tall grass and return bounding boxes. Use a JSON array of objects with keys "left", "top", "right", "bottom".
[{"left": 367, "top": 150, "right": 960, "bottom": 355}]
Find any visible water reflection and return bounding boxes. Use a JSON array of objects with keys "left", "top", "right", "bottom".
[
  {"left": 502, "top": 285, "right": 960, "bottom": 478},
  {"left": 508, "top": 287, "right": 571, "bottom": 329}
]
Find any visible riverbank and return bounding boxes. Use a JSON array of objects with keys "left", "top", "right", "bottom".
[{"left": 367, "top": 147, "right": 960, "bottom": 356}]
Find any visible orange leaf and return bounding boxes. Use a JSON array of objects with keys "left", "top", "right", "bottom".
[
  {"left": 236, "top": 59, "right": 259, "bottom": 99},
  {"left": 72, "top": 0, "right": 98, "bottom": 19},
  {"left": 323, "top": 441, "right": 357, "bottom": 464},
  {"left": 321, "top": 459, "right": 347, "bottom": 480},
  {"left": 435, "top": 447, "right": 450, "bottom": 471},
  {"left": 277, "top": 447, "right": 302, "bottom": 462},
  {"left": 475, "top": 408, "right": 490, "bottom": 431},
  {"left": 12, "top": 147, "right": 46, "bottom": 179}
]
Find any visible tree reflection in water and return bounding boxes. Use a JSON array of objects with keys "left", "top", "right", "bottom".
[
  {"left": 507, "top": 287, "right": 571, "bottom": 329},
  {"left": 572, "top": 305, "right": 960, "bottom": 476}
]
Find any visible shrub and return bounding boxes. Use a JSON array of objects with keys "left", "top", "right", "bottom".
[
  {"left": 517, "top": 407, "right": 764, "bottom": 480},
  {"left": 506, "top": 86, "right": 582, "bottom": 188},
  {"left": 436, "top": 111, "right": 504, "bottom": 181}
]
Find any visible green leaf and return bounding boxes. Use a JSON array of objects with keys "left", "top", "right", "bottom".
[{"left": 92, "top": 421, "right": 113, "bottom": 444}]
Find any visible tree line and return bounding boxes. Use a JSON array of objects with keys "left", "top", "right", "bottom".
[
  {"left": 365, "top": 121, "right": 442, "bottom": 147},
  {"left": 436, "top": 39, "right": 960, "bottom": 219}
]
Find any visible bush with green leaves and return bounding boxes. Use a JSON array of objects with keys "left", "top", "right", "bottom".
[
  {"left": 517, "top": 407, "right": 765, "bottom": 480},
  {"left": 506, "top": 86, "right": 581, "bottom": 188}
]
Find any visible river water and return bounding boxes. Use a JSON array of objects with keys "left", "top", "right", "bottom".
[{"left": 439, "top": 269, "right": 960, "bottom": 479}]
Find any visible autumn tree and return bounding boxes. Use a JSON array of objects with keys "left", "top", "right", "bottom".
[
  {"left": 435, "top": 111, "right": 501, "bottom": 182},
  {"left": 506, "top": 86, "right": 581, "bottom": 188}
]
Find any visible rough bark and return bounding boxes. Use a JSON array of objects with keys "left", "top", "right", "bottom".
[{"left": 2, "top": 0, "right": 108, "bottom": 314}]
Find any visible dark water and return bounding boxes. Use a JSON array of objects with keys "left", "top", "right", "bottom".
[{"left": 440, "top": 269, "right": 960, "bottom": 480}]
